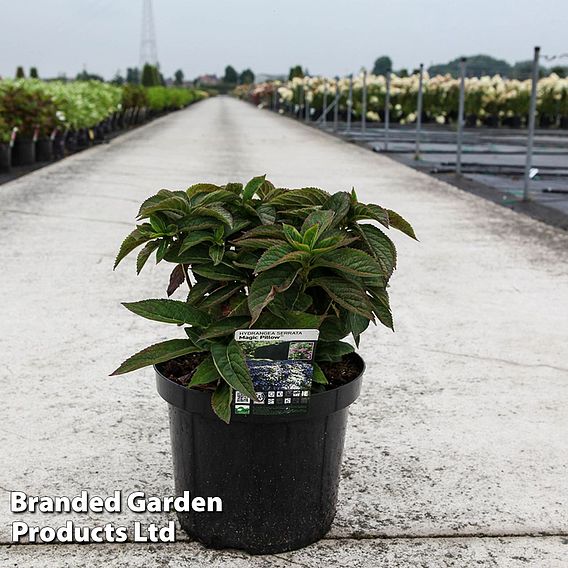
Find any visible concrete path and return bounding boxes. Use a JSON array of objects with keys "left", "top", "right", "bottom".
[{"left": 1, "top": 97, "right": 567, "bottom": 567}]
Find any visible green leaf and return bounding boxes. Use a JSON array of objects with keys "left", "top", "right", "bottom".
[
  {"left": 316, "top": 341, "right": 354, "bottom": 362},
  {"left": 139, "top": 195, "right": 191, "bottom": 217},
  {"left": 211, "top": 340, "right": 258, "bottom": 401},
  {"left": 122, "top": 299, "right": 211, "bottom": 326},
  {"left": 224, "top": 182, "right": 243, "bottom": 195},
  {"left": 111, "top": 339, "right": 201, "bottom": 375},
  {"left": 188, "top": 357, "right": 220, "bottom": 386},
  {"left": 322, "top": 192, "right": 351, "bottom": 226},
  {"left": 192, "top": 204, "right": 233, "bottom": 227},
  {"left": 179, "top": 231, "right": 214, "bottom": 254},
  {"left": 319, "top": 315, "right": 350, "bottom": 341},
  {"left": 301, "top": 209, "right": 335, "bottom": 236},
  {"left": 269, "top": 187, "right": 330, "bottom": 207},
  {"left": 352, "top": 203, "right": 389, "bottom": 228},
  {"left": 348, "top": 312, "right": 370, "bottom": 347},
  {"left": 194, "top": 190, "right": 240, "bottom": 206},
  {"left": 136, "top": 240, "right": 160, "bottom": 274},
  {"left": 256, "top": 178, "right": 277, "bottom": 200},
  {"left": 187, "top": 279, "right": 217, "bottom": 304},
  {"left": 200, "top": 283, "right": 243, "bottom": 309},
  {"left": 208, "top": 243, "right": 224, "bottom": 265},
  {"left": 186, "top": 183, "right": 222, "bottom": 201},
  {"left": 256, "top": 204, "right": 276, "bottom": 225},
  {"left": 387, "top": 209, "right": 418, "bottom": 240},
  {"left": 200, "top": 316, "right": 250, "bottom": 339},
  {"left": 192, "top": 263, "right": 246, "bottom": 282},
  {"left": 177, "top": 216, "right": 219, "bottom": 232},
  {"left": 248, "top": 265, "right": 299, "bottom": 324},
  {"left": 155, "top": 239, "right": 169, "bottom": 263},
  {"left": 310, "top": 277, "right": 374, "bottom": 319},
  {"left": 211, "top": 380, "right": 233, "bottom": 423},
  {"left": 114, "top": 227, "right": 152, "bottom": 269},
  {"left": 254, "top": 243, "right": 308, "bottom": 273},
  {"left": 312, "top": 362, "right": 329, "bottom": 385},
  {"left": 282, "top": 224, "right": 305, "bottom": 246},
  {"left": 313, "top": 248, "right": 385, "bottom": 277},
  {"left": 236, "top": 224, "right": 285, "bottom": 240},
  {"left": 242, "top": 175, "right": 266, "bottom": 200},
  {"left": 369, "top": 288, "right": 394, "bottom": 330},
  {"left": 356, "top": 224, "right": 397, "bottom": 275},
  {"left": 233, "top": 237, "right": 285, "bottom": 250}
]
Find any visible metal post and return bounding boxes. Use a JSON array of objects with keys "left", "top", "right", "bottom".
[
  {"left": 305, "top": 80, "right": 310, "bottom": 122},
  {"left": 361, "top": 69, "right": 367, "bottom": 132},
  {"left": 322, "top": 80, "right": 328, "bottom": 125},
  {"left": 384, "top": 70, "right": 391, "bottom": 151},
  {"left": 333, "top": 77, "right": 340, "bottom": 132},
  {"left": 415, "top": 63, "right": 424, "bottom": 160},
  {"left": 347, "top": 74, "right": 353, "bottom": 132},
  {"left": 523, "top": 46, "right": 541, "bottom": 201},
  {"left": 456, "top": 57, "right": 467, "bottom": 174}
]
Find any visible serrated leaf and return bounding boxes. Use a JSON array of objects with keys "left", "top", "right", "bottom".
[
  {"left": 211, "top": 340, "right": 258, "bottom": 401},
  {"left": 236, "top": 224, "right": 285, "bottom": 240},
  {"left": 313, "top": 248, "right": 385, "bottom": 277},
  {"left": 167, "top": 264, "right": 186, "bottom": 296},
  {"left": 256, "top": 204, "right": 276, "bottom": 225},
  {"left": 312, "top": 362, "right": 329, "bottom": 385},
  {"left": 256, "top": 178, "right": 276, "bottom": 200},
  {"left": 192, "top": 263, "right": 246, "bottom": 282},
  {"left": 139, "top": 195, "right": 191, "bottom": 217},
  {"left": 136, "top": 240, "right": 160, "bottom": 274},
  {"left": 319, "top": 315, "right": 350, "bottom": 341},
  {"left": 177, "top": 216, "right": 219, "bottom": 232},
  {"left": 248, "top": 265, "right": 299, "bottom": 324},
  {"left": 254, "top": 243, "right": 308, "bottom": 273},
  {"left": 356, "top": 224, "right": 397, "bottom": 275},
  {"left": 316, "top": 340, "right": 354, "bottom": 362},
  {"left": 200, "top": 283, "right": 243, "bottom": 308},
  {"left": 322, "top": 192, "right": 351, "bottom": 226},
  {"left": 122, "top": 299, "right": 211, "bottom": 326},
  {"left": 242, "top": 174, "right": 266, "bottom": 200},
  {"left": 269, "top": 187, "right": 330, "bottom": 207},
  {"left": 179, "top": 231, "right": 214, "bottom": 254},
  {"left": 224, "top": 182, "right": 243, "bottom": 195},
  {"left": 186, "top": 183, "right": 221, "bottom": 201},
  {"left": 155, "top": 239, "right": 169, "bottom": 263},
  {"left": 387, "top": 209, "right": 418, "bottom": 240},
  {"left": 301, "top": 209, "right": 335, "bottom": 236},
  {"left": 209, "top": 243, "right": 224, "bottom": 265},
  {"left": 282, "top": 224, "right": 304, "bottom": 246},
  {"left": 111, "top": 339, "right": 201, "bottom": 375},
  {"left": 192, "top": 204, "right": 233, "bottom": 227},
  {"left": 233, "top": 237, "right": 286, "bottom": 250},
  {"left": 187, "top": 279, "right": 217, "bottom": 305},
  {"left": 114, "top": 227, "right": 152, "bottom": 269},
  {"left": 211, "top": 380, "right": 232, "bottom": 423},
  {"left": 352, "top": 203, "right": 389, "bottom": 228},
  {"left": 188, "top": 357, "right": 220, "bottom": 386},
  {"left": 200, "top": 316, "right": 250, "bottom": 340},
  {"left": 194, "top": 190, "right": 240, "bottom": 206},
  {"left": 310, "top": 277, "right": 374, "bottom": 319},
  {"left": 369, "top": 288, "right": 394, "bottom": 330}
]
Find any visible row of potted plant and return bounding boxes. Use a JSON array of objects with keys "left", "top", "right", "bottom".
[
  {"left": 0, "top": 79, "right": 208, "bottom": 172},
  {"left": 237, "top": 73, "right": 568, "bottom": 128}
]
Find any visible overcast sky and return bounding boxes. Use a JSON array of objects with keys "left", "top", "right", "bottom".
[{"left": 1, "top": 0, "right": 567, "bottom": 79}]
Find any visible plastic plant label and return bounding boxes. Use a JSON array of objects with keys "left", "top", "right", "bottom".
[{"left": 234, "top": 329, "right": 319, "bottom": 416}]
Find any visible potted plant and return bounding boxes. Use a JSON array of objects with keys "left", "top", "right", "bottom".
[
  {"left": 0, "top": 115, "right": 12, "bottom": 172},
  {"left": 112, "top": 177, "right": 416, "bottom": 554}
]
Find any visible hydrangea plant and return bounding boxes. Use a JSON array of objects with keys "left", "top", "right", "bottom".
[{"left": 112, "top": 176, "right": 416, "bottom": 421}]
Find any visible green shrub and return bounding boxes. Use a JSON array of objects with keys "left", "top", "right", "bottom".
[{"left": 112, "top": 177, "right": 416, "bottom": 422}]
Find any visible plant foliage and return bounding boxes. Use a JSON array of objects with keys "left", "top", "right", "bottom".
[{"left": 112, "top": 177, "right": 416, "bottom": 422}]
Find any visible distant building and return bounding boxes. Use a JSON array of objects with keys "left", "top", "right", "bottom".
[{"left": 195, "top": 74, "right": 220, "bottom": 86}]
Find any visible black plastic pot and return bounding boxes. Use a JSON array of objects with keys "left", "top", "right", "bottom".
[
  {"left": 155, "top": 355, "right": 364, "bottom": 554},
  {"left": 36, "top": 138, "right": 53, "bottom": 162},
  {"left": 13, "top": 138, "right": 36, "bottom": 166},
  {"left": 0, "top": 144, "right": 11, "bottom": 172}
]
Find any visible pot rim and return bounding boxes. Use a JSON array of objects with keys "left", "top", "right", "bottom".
[{"left": 155, "top": 353, "right": 365, "bottom": 423}]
